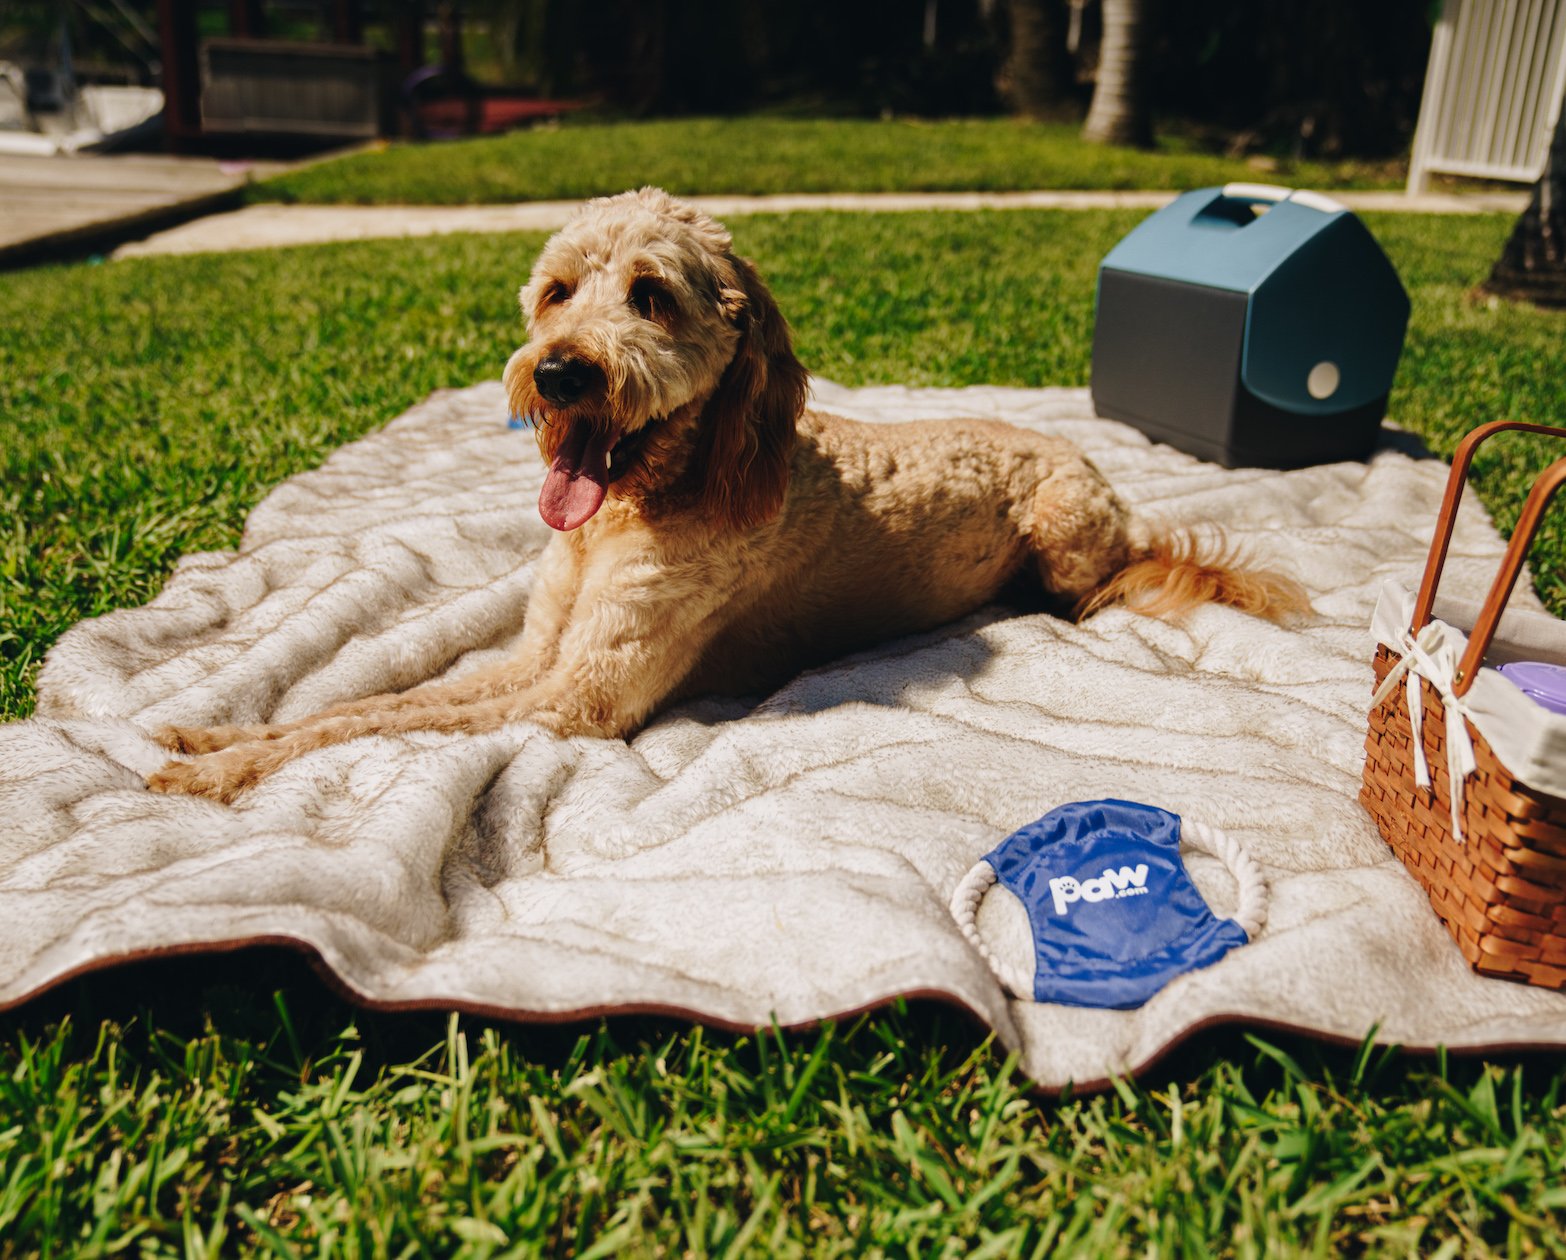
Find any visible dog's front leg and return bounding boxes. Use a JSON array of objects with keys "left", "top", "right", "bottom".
[
  {"left": 517, "top": 588, "right": 735, "bottom": 739},
  {"left": 146, "top": 575, "right": 732, "bottom": 802},
  {"left": 155, "top": 537, "right": 584, "bottom": 755},
  {"left": 145, "top": 685, "right": 554, "bottom": 802}
]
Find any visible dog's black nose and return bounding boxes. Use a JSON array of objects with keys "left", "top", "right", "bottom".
[{"left": 533, "top": 355, "right": 601, "bottom": 406}]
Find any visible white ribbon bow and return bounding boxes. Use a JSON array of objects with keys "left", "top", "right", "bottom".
[{"left": 1370, "top": 622, "right": 1479, "bottom": 842}]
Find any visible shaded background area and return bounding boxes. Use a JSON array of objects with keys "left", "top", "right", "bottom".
[
  {"left": 1, "top": 0, "right": 1436, "bottom": 158},
  {"left": 425, "top": 0, "right": 1436, "bottom": 158}
]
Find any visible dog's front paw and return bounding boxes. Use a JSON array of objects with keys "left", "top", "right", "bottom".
[
  {"left": 146, "top": 750, "right": 271, "bottom": 803},
  {"left": 524, "top": 705, "right": 625, "bottom": 739},
  {"left": 154, "top": 723, "right": 262, "bottom": 755}
]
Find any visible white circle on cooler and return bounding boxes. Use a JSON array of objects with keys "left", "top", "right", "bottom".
[{"left": 1307, "top": 360, "right": 1340, "bottom": 399}]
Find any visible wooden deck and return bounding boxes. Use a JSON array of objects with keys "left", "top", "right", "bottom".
[{"left": 0, "top": 152, "right": 269, "bottom": 265}]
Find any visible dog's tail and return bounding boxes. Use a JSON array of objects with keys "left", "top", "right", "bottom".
[{"left": 1076, "top": 528, "right": 1309, "bottom": 623}]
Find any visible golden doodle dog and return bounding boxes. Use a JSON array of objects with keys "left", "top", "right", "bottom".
[{"left": 149, "top": 187, "right": 1304, "bottom": 802}]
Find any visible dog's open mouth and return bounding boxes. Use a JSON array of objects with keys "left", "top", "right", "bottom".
[{"left": 537, "top": 416, "right": 653, "bottom": 532}]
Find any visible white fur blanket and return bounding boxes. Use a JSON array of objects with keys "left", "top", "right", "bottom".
[{"left": 7, "top": 381, "right": 1566, "bottom": 1089}]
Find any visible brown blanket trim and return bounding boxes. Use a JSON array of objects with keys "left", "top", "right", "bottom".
[{"left": 3, "top": 932, "right": 1552, "bottom": 1097}]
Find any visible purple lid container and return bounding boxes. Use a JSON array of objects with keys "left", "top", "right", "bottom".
[{"left": 1496, "top": 661, "right": 1566, "bottom": 716}]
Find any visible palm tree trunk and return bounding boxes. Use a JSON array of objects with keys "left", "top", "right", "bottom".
[
  {"left": 1081, "top": 0, "right": 1152, "bottom": 148},
  {"left": 1484, "top": 103, "right": 1566, "bottom": 308},
  {"left": 1003, "top": 0, "right": 1073, "bottom": 118}
]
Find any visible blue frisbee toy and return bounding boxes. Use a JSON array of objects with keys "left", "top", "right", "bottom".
[{"left": 949, "top": 799, "right": 1267, "bottom": 1008}]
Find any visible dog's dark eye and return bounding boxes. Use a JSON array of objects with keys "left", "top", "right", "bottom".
[
  {"left": 629, "top": 276, "right": 672, "bottom": 322},
  {"left": 541, "top": 280, "right": 573, "bottom": 307}
]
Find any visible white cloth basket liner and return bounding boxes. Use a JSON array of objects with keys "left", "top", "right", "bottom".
[{"left": 1371, "top": 579, "right": 1566, "bottom": 800}]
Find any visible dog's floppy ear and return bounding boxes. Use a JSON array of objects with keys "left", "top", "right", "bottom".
[{"left": 694, "top": 254, "right": 807, "bottom": 531}]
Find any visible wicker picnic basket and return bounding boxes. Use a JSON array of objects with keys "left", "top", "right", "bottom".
[{"left": 1361, "top": 420, "right": 1566, "bottom": 990}]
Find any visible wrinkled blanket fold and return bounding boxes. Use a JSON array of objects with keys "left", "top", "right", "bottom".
[{"left": 6, "top": 380, "right": 1566, "bottom": 1089}]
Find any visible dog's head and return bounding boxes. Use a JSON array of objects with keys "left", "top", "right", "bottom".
[{"left": 504, "top": 187, "right": 807, "bottom": 532}]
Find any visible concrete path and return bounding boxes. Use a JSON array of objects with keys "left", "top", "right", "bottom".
[
  {"left": 115, "top": 187, "right": 1530, "bottom": 260},
  {"left": 0, "top": 152, "right": 293, "bottom": 266}
]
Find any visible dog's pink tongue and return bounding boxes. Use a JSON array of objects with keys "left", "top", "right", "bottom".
[{"left": 539, "top": 418, "right": 613, "bottom": 531}]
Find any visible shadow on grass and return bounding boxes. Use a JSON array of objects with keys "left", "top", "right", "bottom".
[{"left": 8, "top": 939, "right": 1561, "bottom": 1106}]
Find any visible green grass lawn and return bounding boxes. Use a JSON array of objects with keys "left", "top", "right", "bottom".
[
  {"left": 253, "top": 117, "right": 1404, "bottom": 205},
  {"left": 3, "top": 209, "right": 1566, "bottom": 1254}
]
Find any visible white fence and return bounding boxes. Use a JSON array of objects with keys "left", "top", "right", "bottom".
[{"left": 1407, "top": 0, "right": 1566, "bottom": 193}]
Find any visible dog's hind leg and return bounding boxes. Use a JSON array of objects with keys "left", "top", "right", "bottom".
[
  {"left": 1015, "top": 446, "right": 1305, "bottom": 623},
  {"left": 1020, "top": 458, "right": 1137, "bottom": 607}
]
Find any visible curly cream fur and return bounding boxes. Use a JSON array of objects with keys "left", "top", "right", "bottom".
[{"left": 148, "top": 188, "right": 1305, "bottom": 802}]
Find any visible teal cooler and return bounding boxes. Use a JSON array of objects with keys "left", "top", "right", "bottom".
[{"left": 1090, "top": 184, "right": 1409, "bottom": 468}]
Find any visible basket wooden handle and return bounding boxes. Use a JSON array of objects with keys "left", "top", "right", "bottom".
[
  {"left": 1410, "top": 420, "right": 1566, "bottom": 640},
  {"left": 1451, "top": 457, "right": 1566, "bottom": 695}
]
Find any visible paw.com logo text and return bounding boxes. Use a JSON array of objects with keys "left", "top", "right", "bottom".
[{"left": 1049, "top": 865, "right": 1151, "bottom": 915}]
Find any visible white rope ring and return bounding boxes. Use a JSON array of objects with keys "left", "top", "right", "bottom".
[{"left": 948, "top": 817, "right": 1269, "bottom": 1000}]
